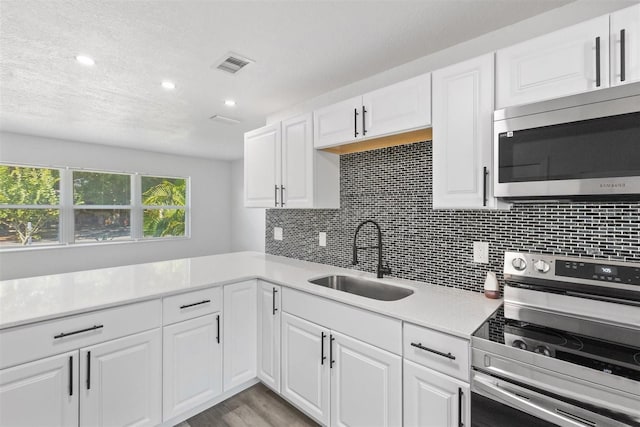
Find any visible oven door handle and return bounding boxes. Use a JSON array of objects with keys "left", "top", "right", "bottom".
[{"left": 473, "top": 373, "right": 600, "bottom": 427}]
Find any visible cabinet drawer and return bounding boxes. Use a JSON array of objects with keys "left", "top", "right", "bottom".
[
  {"left": 403, "top": 323, "right": 469, "bottom": 382},
  {"left": 282, "top": 287, "right": 401, "bottom": 355},
  {"left": 0, "top": 299, "right": 161, "bottom": 370},
  {"left": 163, "top": 287, "right": 222, "bottom": 325}
]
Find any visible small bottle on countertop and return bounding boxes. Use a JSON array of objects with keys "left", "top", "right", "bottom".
[{"left": 484, "top": 271, "right": 500, "bottom": 299}]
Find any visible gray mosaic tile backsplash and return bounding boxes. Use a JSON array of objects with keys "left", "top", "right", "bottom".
[{"left": 265, "top": 142, "right": 640, "bottom": 294}]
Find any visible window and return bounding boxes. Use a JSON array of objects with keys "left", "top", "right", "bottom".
[
  {"left": 73, "top": 171, "right": 132, "bottom": 242},
  {"left": 0, "top": 164, "right": 189, "bottom": 249},
  {"left": 141, "top": 176, "right": 187, "bottom": 238},
  {"left": 0, "top": 165, "right": 61, "bottom": 247}
]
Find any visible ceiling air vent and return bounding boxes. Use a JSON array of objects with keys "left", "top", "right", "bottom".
[
  {"left": 209, "top": 114, "right": 241, "bottom": 124},
  {"left": 214, "top": 52, "right": 254, "bottom": 74}
]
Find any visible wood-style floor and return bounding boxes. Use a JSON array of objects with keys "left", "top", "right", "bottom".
[{"left": 178, "top": 383, "right": 319, "bottom": 427}]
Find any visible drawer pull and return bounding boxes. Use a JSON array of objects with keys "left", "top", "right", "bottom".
[
  {"left": 179, "top": 299, "right": 211, "bottom": 309},
  {"left": 54, "top": 324, "right": 103, "bottom": 339},
  {"left": 410, "top": 342, "right": 456, "bottom": 360},
  {"left": 272, "top": 287, "right": 278, "bottom": 315}
]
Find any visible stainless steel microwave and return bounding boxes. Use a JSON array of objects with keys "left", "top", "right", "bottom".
[{"left": 494, "top": 82, "right": 640, "bottom": 200}]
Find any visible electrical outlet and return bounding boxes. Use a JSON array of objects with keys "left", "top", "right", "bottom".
[
  {"left": 319, "top": 232, "right": 327, "bottom": 247},
  {"left": 473, "top": 241, "right": 489, "bottom": 264},
  {"left": 274, "top": 227, "right": 283, "bottom": 241}
]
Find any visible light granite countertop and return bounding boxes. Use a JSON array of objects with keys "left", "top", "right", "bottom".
[{"left": 0, "top": 252, "right": 502, "bottom": 338}]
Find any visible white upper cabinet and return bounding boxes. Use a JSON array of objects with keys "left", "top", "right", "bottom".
[
  {"left": 244, "top": 113, "right": 339, "bottom": 209},
  {"left": 610, "top": 4, "right": 640, "bottom": 86},
  {"left": 313, "top": 73, "right": 431, "bottom": 149},
  {"left": 432, "top": 53, "right": 498, "bottom": 209},
  {"left": 244, "top": 123, "right": 281, "bottom": 208},
  {"left": 362, "top": 73, "right": 431, "bottom": 139},
  {"left": 314, "top": 96, "right": 363, "bottom": 148},
  {"left": 496, "top": 15, "right": 610, "bottom": 108}
]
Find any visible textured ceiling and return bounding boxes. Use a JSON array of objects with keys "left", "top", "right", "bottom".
[{"left": 0, "top": 0, "right": 573, "bottom": 160}]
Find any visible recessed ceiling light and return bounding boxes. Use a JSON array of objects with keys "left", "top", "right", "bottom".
[
  {"left": 75, "top": 55, "right": 95, "bottom": 66},
  {"left": 224, "top": 99, "right": 236, "bottom": 107},
  {"left": 161, "top": 81, "right": 176, "bottom": 90}
]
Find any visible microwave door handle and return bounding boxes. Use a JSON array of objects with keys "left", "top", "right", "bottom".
[{"left": 473, "top": 375, "right": 594, "bottom": 427}]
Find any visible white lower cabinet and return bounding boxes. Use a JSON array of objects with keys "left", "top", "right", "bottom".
[
  {"left": 223, "top": 280, "right": 257, "bottom": 391},
  {"left": 162, "top": 313, "right": 222, "bottom": 421},
  {"left": 330, "top": 331, "right": 402, "bottom": 427},
  {"left": 0, "top": 351, "right": 78, "bottom": 427},
  {"left": 281, "top": 312, "right": 331, "bottom": 425},
  {"left": 404, "top": 359, "right": 469, "bottom": 427},
  {"left": 281, "top": 311, "right": 401, "bottom": 427},
  {"left": 80, "top": 329, "right": 162, "bottom": 427},
  {"left": 257, "top": 281, "right": 281, "bottom": 393}
]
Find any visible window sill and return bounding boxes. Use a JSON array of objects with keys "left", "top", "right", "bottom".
[{"left": 0, "top": 236, "right": 191, "bottom": 253}]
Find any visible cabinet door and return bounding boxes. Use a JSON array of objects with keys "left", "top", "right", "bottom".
[
  {"left": 281, "top": 313, "right": 330, "bottom": 426},
  {"left": 611, "top": 4, "right": 640, "bottom": 86},
  {"left": 257, "top": 282, "right": 281, "bottom": 393},
  {"left": 0, "top": 351, "right": 78, "bottom": 427},
  {"left": 404, "top": 360, "right": 469, "bottom": 427},
  {"left": 80, "top": 329, "right": 162, "bottom": 427},
  {"left": 432, "top": 53, "right": 496, "bottom": 209},
  {"left": 223, "top": 280, "right": 257, "bottom": 391},
  {"left": 362, "top": 73, "right": 431, "bottom": 139},
  {"left": 330, "top": 331, "right": 402, "bottom": 427},
  {"left": 496, "top": 15, "right": 609, "bottom": 108},
  {"left": 162, "top": 313, "right": 222, "bottom": 421},
  {"left": 313, "top": 96, "right": 362, "bottom": 148},
  {"left": 244, "top": 123, "right": 281, "bottom": 208},
  {"left": 281, "top": 113, "right": 314, "bottom": 208}
]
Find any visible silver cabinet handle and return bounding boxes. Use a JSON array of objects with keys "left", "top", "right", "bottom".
[{"left": 274, "top": 185, "right": 279, "bottom": 207}]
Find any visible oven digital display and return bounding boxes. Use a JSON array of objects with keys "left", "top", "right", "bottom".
[{"left": 595, "top": 265, "right": 618, "bottom": 276}]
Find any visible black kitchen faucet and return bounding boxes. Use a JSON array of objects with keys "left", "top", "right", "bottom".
[{"left": 352, "top": 220, "right": 392, "bottom": 279}]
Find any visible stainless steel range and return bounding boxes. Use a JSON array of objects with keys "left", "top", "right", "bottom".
[{"left": 471, "top": 252, "right": 640, "bottom": 427}]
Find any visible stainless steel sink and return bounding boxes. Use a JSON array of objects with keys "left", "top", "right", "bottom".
[{"left": 308, "top": 275, "right": 413, "bottom": 301}]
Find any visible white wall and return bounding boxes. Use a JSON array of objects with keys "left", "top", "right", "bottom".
[
  {"left": 230, "top": 159, "right": 265, "bottom": 252},
  {"left": 268, "top": 0, "right": 637, "bottom": 123},
  {"left": 0, "top": 132, "right": 231, "bottom": 279}
]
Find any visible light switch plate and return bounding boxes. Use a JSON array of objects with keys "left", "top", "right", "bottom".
[
  {"left": 274, "top": 227, "right": 283, "bottom": 241},
  {"left": 473, "top": 241, "right": 489, "bottom": 264},
  {"left": 319, "top": 232, "right": 327, "bottom": 247}
]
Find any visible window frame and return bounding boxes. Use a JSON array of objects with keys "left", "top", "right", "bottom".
[
  {"left": 140, "top": 174, "right": 190, "bottom": 240},
  {"left": 0, "top": 163, "right": 191, "bottom": 250}
]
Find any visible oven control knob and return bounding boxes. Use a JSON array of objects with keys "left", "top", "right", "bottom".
[
  {"left": 534, "top": 346, "right": 551, "bottom": 357},
  {"left": 512, "top": 340, "right": 527, "bottom": 350},
  {"left": 511, "top": 257, "right": 527, "bottom": 271},
  {"left": 534, "top": 260, "right": 550, "bottom": 273}
]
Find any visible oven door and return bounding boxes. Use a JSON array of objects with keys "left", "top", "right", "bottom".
[
  {"left": 493, "top": 84, "right": 640, "bottom": 199},
  {"left": 471, "top": 371, "right": 635, "bottom": 427}
]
